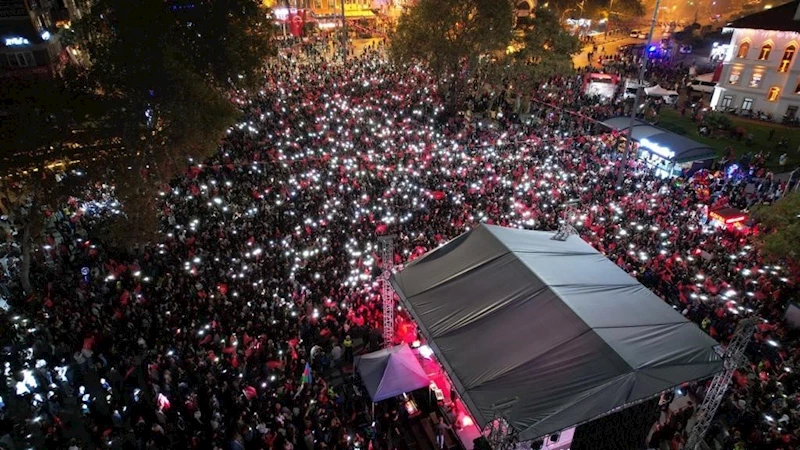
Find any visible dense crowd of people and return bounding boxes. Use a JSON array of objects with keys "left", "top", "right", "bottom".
[{"left": 1, "top": 45, "right": 798, "bottom": 450}]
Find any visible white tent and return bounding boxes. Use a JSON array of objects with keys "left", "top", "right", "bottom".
[{"left": 355, "top": 344, "right": 430, "bottom": 402}]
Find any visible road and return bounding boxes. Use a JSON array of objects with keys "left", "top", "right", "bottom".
[
  {"left": 573, "top": 28, "right": 678, "bottom": 69},
  {"left": 573, "top": 35, "right": 642, "bottom": 68}
]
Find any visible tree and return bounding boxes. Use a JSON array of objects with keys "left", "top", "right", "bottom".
[
  {"left": 512, "top": 7, "right": 581, "bottom": 76},
  {"left": 0, "top": 77, "right": 108, "bottom": 172},
  {"left": 549, "top": 0, "right": 644, "bottom": 21},
  {"left": 62, "top": 0, "right": 274, "bottom": 242},
  {"left": 390, "top": 0, "right": 513, "bottom": 104},
  {"left": 752, "top": 192, "right": 800, "bottom": 261},
  {"left": 494, "top": 6, "right": 581, "bottom": 104},
  {"left": 0, "top": 169, "right": 81, "bottom": 297},
  {"left": 606, "top": 0, "right": 645, "bottom": 19}
]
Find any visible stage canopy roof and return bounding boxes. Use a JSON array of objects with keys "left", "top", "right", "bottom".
[
  {"left": 390, "top": 224, "right": 722, "bottom": 442},
  {"left": 355, "top": 344, "right": 430, "bottom": 402},
  {"left": 601, "top": 117, "right": 716, "bottom": 163}
]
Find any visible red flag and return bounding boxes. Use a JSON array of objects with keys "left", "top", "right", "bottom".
[{"left": 289, "top": 10, "right": 304, "bottom": 37}]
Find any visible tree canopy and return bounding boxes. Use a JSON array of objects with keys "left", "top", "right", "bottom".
[
  {"left": 73, "top": 0, "right": 272, "bottom": 149},
  {"left": 752, "top": 192, "right": 800, "bottom": 261},
  {"left": 390, "top": 0, "right": 514, "bottom": 76},
  {"left": 59, "top": 0, "right": 274, "bottom": 241},
  {"left": 552, "top": 0, "right": 645, "bottom": 20},
  {"left": 509, "top": 7, "right": 581, "bottom": 84}
]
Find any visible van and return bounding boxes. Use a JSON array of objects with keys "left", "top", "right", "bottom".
[
  {"left": 688, "top": 74, "right": 716, "bottom": 94},
  {"left": 623, "top": 78, "right": 648, "bottom": 100}
]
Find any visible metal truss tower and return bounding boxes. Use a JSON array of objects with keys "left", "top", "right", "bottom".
[
  {"left": 378, "top": 235, "right": 396, "bottom": 348},
  {"left": 485, "top": 398, "right": 519, "bottom": 450},
  {"left": 685, "top": 317, "right": 757, "bottom": 450},
  {"left": 551, "top": 223, "right": 577, "bottom": 242}
]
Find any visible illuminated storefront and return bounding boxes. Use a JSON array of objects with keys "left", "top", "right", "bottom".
[
  {"left": 601, "top": 117, "right": 717, "bottom": 179},
  {"left": 708, "top": 207, "right": 749, "bottom": 231}
]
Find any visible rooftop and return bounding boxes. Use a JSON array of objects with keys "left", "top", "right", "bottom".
[{"left": 725, "top": 1, "right": 800, "bottom": 33}]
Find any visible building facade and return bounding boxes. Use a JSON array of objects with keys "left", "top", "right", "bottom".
[
  {"left": 710, "top": 0, "right": 800, "bottom": 121},
  {"left": 0, "top": 0, "right": 65, "bottom": 78}
]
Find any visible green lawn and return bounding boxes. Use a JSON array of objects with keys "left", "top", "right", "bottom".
[{"left": 656, "top": 108, "right": 800, "bottom": 171}]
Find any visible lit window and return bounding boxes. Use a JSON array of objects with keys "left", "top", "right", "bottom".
[
  {"left": 737, "top": 42, "right": 750, "bottom": 58},
  {"left": 749, "top": 72, "right": 763, "bottom": 88},
  {"left": 768, "top": 86, "right": 781, "bottom": 101},
  {"left": 758, "top": 44, "right": 772, "bottom": 60},
  {"left": 728, "top": 67, "right": 742, "bottom": 85},
  {"left": 779, "top": 45, "right": 796, "bottom": 73}
]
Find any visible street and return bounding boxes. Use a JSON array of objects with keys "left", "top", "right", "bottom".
[{"left": 573, "top": 35, "right": 641, "bottom": 68}]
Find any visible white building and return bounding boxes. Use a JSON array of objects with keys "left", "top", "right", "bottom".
[{"left": 710, "top": 0, "right": 800, "bottom": 121}]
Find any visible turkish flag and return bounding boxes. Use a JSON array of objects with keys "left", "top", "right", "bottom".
[{"left": 288, "top": 10, "right": 304, "bottom": 37}]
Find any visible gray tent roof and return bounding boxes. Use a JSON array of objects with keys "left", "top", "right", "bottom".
[
  {"left": 602, "top": 117, "right": 717, "bottom": 163},
  {"left": 355, "top": 344, "right": 430, "bottom": 402},
  {"left": 390, "top": 225, "right": 722, "bottom": 442}
]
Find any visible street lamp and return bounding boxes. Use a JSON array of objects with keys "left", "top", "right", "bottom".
[{"left": 616, "top": 0, "right": 662, "bottom": 187}]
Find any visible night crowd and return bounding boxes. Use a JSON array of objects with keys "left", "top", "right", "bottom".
[{"left": 0, "top": 46, "right": 798, "bottom": 450}]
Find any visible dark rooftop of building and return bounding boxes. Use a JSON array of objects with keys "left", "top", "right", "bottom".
[{"left": 725, "top": 1, "right": 800, "bottom": 33}]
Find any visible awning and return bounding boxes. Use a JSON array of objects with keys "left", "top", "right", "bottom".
[
  {"left": 345, "top": 9, "right": 376, "bottom": 18},
  {"left": 601, "top": 117, "right": 717, "bottom": 163}
]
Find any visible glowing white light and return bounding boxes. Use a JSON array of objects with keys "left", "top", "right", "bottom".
[
  {"left": 5, "top": 37, "right": 29, "bottom": 46},
  {"left": 639, "top": 139, "right": 675, "bottom": 159},
  {"left": 419, "top": 345, "right": 434, "bottom": 359}
]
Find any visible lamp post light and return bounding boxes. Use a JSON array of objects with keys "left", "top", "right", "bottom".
[{"left": 616, "top": 0, "right": 662, "bottom": 187}]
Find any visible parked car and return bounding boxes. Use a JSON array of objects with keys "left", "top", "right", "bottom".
[
  {"left": 630, "top": 29, "right": 641, "bottom": 38},
  {"left": 637, "top": 31, "right": 649, "bottom": 39},
  {"left": 679, "top": 45, "right": 693, "bottom": 54}
]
